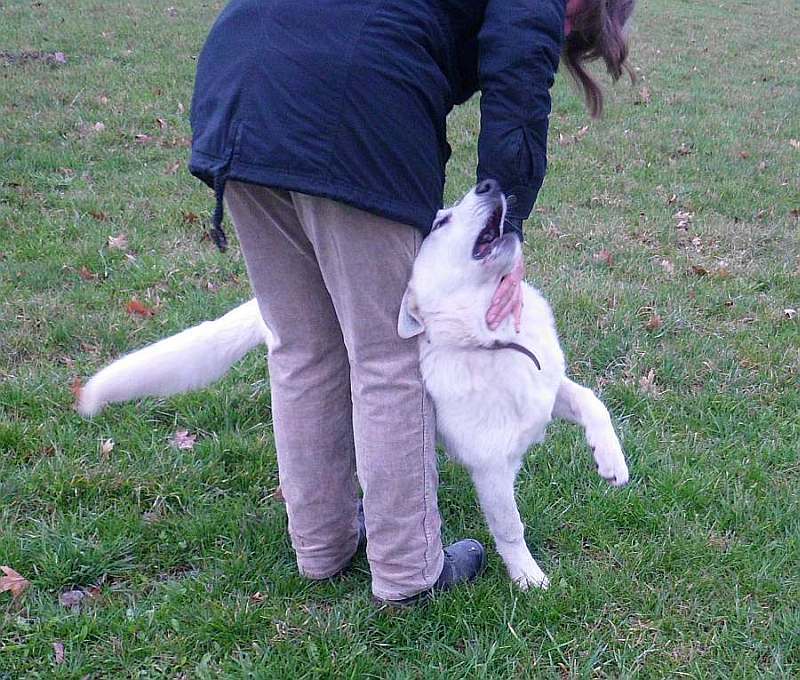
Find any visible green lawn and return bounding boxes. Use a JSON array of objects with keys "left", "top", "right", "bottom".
[{"left": 2, "top": 0, "right": 798, "bottom": 676}]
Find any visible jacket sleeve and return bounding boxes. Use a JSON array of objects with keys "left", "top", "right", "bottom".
[{"left": 476, "top": 0, "right": 565, "bottom": 240}]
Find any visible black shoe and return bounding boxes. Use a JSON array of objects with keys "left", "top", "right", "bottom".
[{"left": 374, "top": 538, "right": 486, "bottom": 608}]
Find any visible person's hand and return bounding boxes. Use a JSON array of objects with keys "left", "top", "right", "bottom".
[{"left": 486, "top": 255, "right": 524, "bottom": 332}]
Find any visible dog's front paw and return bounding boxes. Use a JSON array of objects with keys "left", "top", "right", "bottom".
[
  {"left": 592, "top": 435, "right": 629, "bottom": 487},
  {"left": 508, "top": 559, "right": 549, "bottom": 591}
]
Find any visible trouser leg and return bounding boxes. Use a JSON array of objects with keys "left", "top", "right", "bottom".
[
  {"left": 225, "top": 181, "right": 360, "bottom": 579},
  {"left": 293, "top": 194, "right": 443, "bottom": 600}
]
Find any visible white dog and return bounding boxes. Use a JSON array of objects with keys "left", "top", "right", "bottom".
[{"left": 78, "top": 182, "right": 629, "bottom": 589}]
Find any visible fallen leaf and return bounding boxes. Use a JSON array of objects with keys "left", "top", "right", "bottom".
[
  {"left": 156, "top": 117, "right": 167, "bottom": 130},
  {"left": 790, "top": 139, "right": 800, "bottom": 150},
  {"left": 660, "top": 259, "right": 675, "bottom": 275},
  {"left": 667, "top": 193, "right": 678, "bottom": 205},
  {"left": 691, "top": 264, "right": 709, "bottom": 277},
  {"left": 70, "top": 377, "right": 83, "bottom": 401},
  {"left": 182, "top": 211, "right": 199, "bottom": 224},
  {"left": 164, "top": 160, "right": 181, "bottom": 175},
  {"left": 784, "top": 308, "right": 797, "bottom": 320},
  {"left": 639, "top": 369, "right": 659, "bottom": 397},
  {"left": 676, "top": 143, "right": 693, "bottom": 156},
  {"left": 738, "top": 150, "right": 750, "bottom": 159},
  {"left": 78, "top": 265, "right": 96, "bottom": 281},
  {"left": 645, "top": 314, "right": 663, "bottom": 331},
  {"left": 97, "top": 94, "right": 109, "bottom": 105},
  {"left": 714, "top": 261, "right": 731, "bottom": 279},
  {"left": 89, "top": 210, "right": 108, "bottom": 221},
  {"left": 59, "top": 589, "right": 86, "bottom": 609},
  {"left": 636, "top": 85, "right": 651, "bottom": 105},
  {"left": 53, "top": 641, "right": 65, "bottom": 665},
  {"left": 134, "top": 133, "right": 152, "bottom": 144},
  {"left": 593, "top": 249, "right": 614, "bottom": 267},
  {"left": 171, "top": 429, "right": 196, "bottom": 450},
  {"left": 674, "top": 210, "right": 693, "bottom": 230},
  {"left": 271, "top": 485, "right": 285, "bottom": 502},
  {"left": 126, "top": 299, "right": 155, "bottom": 317},
  {"left": 100, "top": 439, "right": 114, "bottom": 459},
  {"left": 107, "top": 233, "right": 128, "bottom": 250},
  {"left": 0, "top": 566, "right": 31, "bottom": 599},
  {"left": 250, "top": 591, "right": 267, "bottom": 604},
  {"left": 86, "top": 584, "right": 102, "bottom": 599}
]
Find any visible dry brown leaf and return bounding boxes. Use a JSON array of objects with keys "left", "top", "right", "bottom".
[
  {"left": 89, "top": 210, "right": 108, "bottom": 221},
  {"left": 53, "top": 641, "right": 65, "bottom": 665},
  {"left": 639, "top": 369, "right": 659, "bottom": 397},
  {"left": 171, "top": 429, "right": 196, "bottom": 450},
  {"left": 691, "top": 264, "right": 709, "bottom": 277},
  {"left": 100, "top": 439, "right": 114, "bottom": 459},
  {"left": 593, "top": 249, "right": 614, "bottom": 267},
  {"left": 271, "top": 485, "right": 285, "bottom": 502},
  {"left": 250, "top": 591, "right": 267, "bottom": 604},
  {"left": 645, "top": 314, "right": 663, "bottom": 331},
  {"left": 134, "top": 133, "right": 152, "bottom": 144},
  {"left": 126, "top": 299, "right": 155, "bottom": 317},
  {"left": 674, "top": 210, "right": 693, "bottom": 230},
  {"left": 636, "top": 86, "right": 651, "bottom": 105},
  {"left": 156, "top": 117, "right": 167, "bottom": 130},
  {"left": 59, "top": 589, "right": 86, "bottom": 609},
  {"left": 182, "top": 211, "right": 199, "bottom": 224},
  {"left": 70, "top": 377, "right": 83, "bottom": 402},
  {"left": 78, "top": 265, "right": 96, "bottom": 281},
  {"left": 107, "top": 233, "right": 128, "bottom": 250},
  {"left": 0, "top": 566, "right": 31, "bottom": 599},
  {"left": 714, "top": 261, "right": 731, "bottom": 279},
  {"left": 738, "top": 150, "right": 750, "bottom": 159},
  {"left": 164, "top": 160, "right": 181, "bottom": 175}
]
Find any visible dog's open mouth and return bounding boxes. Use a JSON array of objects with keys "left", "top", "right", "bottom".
[{"left": 472, "top": 205, "right": 504, "bottom": 260}]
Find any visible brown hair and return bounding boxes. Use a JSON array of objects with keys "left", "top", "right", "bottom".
[{"left": 563, "top": 0, "right": 637, "bottom": 117}]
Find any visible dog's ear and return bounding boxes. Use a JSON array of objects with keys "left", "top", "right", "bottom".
[{"left": 398, "top": 286, "right": 424, "bottom": 339}]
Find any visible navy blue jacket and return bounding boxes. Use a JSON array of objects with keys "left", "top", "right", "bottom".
[{"left": 190, "top": 0, "right": 565, "bottom": 249}]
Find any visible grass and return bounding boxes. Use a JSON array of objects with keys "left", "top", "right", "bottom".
[{"left": 1, "top": 0, "right": 798, "bottom": 676}]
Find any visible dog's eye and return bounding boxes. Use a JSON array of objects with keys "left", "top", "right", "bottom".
[{"left": 431, "top": 214, "right": 450, "bottom": 231}]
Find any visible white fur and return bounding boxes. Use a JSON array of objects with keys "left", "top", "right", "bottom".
[
  {"left": 76, "top": 299, "right": 272, "bottom": 416},
  {"left": 77, "top": 185, "right": 629, "bottom": 590},
  {"left": 398, "top": 185, "right": 628, "bottom": 589}
]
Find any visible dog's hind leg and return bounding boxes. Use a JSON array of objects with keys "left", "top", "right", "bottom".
[
  {"left": 467, "top": 462, "right": 549, "bottom": 590},
  {"left": 553, "top": 378, "right": 629, "bottom": 486}
]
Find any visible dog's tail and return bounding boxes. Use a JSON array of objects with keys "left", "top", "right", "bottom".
[{"left": 76, "top": 298, "right": 270, "bottom": 417}]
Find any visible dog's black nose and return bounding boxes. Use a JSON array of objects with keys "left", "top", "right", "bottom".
[{"left": 475, "top": 179, "right": 499, "bottom": 195}]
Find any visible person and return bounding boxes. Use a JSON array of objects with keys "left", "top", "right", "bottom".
[{"left": 188, "top": 0, "right": 635, "bottom": 605}]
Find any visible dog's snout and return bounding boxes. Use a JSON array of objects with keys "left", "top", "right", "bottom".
[{"left": 475, "top": 179, "right": 499, "bottom": 195}]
